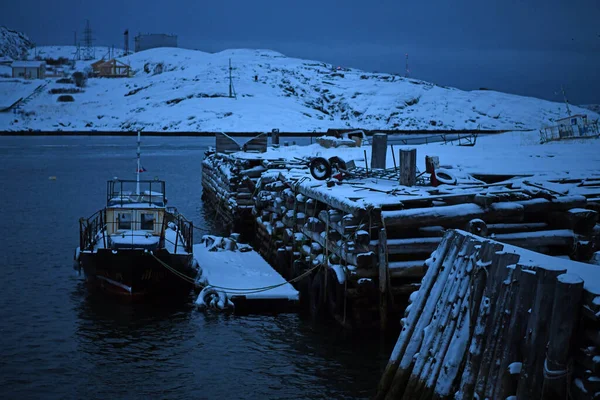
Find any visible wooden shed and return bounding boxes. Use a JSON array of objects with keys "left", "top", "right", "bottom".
[{"left": 91, "top": 59, "right": 131, "bottom": 77}]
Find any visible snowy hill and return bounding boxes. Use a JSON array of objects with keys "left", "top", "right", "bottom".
[
  {"left": 0, "top": 26, "right": 34, "bottom": 60},
  {"left": 1, "top": 47, "right": 598, "bottom": 132},
  {"left": 581, "top": 104, "right": 600, "bottom": 114}
]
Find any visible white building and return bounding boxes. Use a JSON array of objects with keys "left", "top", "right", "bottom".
[{"left": 11, "top": 61, "right": 46, "bottom": 79}]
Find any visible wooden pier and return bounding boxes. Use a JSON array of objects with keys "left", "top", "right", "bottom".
[
  {"left": 201, "top": 133, "right": 600, "bottom": 329},
  {"left": 376, "top": 229, "right": 600, "bottom": 400},
  {"left": 193, "top": 235, "right": 299, "bottom": 314}
]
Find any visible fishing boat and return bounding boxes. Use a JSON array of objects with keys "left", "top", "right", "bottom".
[{"left": 75, "top": 133, "right": 198, "bottom": 299}]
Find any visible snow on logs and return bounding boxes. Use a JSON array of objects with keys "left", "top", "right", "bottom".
[{"left": 376, "top": 229, "right": 600, "bottom": 400}]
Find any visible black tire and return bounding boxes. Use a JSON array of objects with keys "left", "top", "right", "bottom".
[{"left": 310, "top": 157, "right": 332, "bottom": 180}]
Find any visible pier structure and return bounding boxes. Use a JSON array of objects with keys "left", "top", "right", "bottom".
[
  {"left": 376, "top": 229, "right": 600, "bottom": 400},
  {"left": 200, "top": 133, "right": 600, "bottom": 330}
]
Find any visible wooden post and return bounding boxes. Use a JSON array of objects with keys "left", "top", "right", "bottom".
[
  {"left": 271, "top": 128, "right": 280, "bottom": 146},
  {"left": 516, "top": 266, "right": 567, "bottom": 400},
  {"left": 400, "top": 148, "right": 417, "bottom": 186},
  {"left": 371, "top": 133, "right": 388, "bottom": 169},
  {"left": 378, "top": 228, "right": 389, "bottom": 330},
  {"left": 542, "top": 273, "right": 584, "bottom": 399},
  {"left": 477, "top": 253, "right": 521, "bottom": 399},
  {"left": 494, "top": 264, "right": 538, "bottom": 399}
]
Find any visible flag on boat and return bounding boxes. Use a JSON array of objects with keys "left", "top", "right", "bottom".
[{"left": 137, "top": 166, "right": 147, "bottom": 173}]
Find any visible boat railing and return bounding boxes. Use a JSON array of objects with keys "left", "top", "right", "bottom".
[
  {"left": 164, "top": 210, "right": 194, "bottom": 254},
  {"left": 80, "top": 209, "right": 107, "bottom": 250},
  {"left": 106, "top": 179, "right": 166, "bottom": 207}
]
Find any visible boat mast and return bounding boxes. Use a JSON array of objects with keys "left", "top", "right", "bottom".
[{"left": 136, "top": 131, "right": 141, "bottom": 195}]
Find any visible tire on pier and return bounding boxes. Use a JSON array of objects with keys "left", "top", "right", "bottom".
[{"left": 310, "top": 157, "right": 332, "bottom": 181}]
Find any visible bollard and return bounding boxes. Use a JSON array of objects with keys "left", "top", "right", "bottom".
[
  {"left": 400, "top": 148, "right": 417, "bottom": 186},
  {"left": 371, "top": 133, "right": 387, "bottom": 169},
  {"left": 272, "top": 128, "right": 280, "bottom": 146}
]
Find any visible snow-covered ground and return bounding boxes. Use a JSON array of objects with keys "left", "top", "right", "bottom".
[{"left": 1, "top": 46, "right": 597, "bottom": 132}]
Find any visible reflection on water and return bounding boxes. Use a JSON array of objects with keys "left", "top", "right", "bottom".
[{"left": 0, "top": 136, "right": 390, "bottom": 400}]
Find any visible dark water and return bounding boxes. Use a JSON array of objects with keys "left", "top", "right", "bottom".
[{"left": 0, "top": 136, "right": 393, "bottom": 400}]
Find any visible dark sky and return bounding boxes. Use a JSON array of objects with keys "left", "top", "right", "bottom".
[{"left": 3, "top": 0, "right": 599, "bottom": 104}]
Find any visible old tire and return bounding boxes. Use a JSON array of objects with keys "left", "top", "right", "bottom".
[
  {"left": 434, "top": 168, "right": 457, "bottom": 185},
  {"left": 310, "top": 157, "right": 332, "bottom": 180}
]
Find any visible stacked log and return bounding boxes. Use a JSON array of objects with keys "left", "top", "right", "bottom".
[
  {"left": 201, "top": 153, "right": 266, "bottom": 234},
  {"left": 252, "top": 173, "right": 394, "bottom": 327},
  {"left": 381, "top": 192, "right": 599, "bottom": 262},
  {"left": 572, "top": 290, "right": 600, "bottom": 400},
  {"left": 376, "top": 229, "right": 598, "bottom": 400}
]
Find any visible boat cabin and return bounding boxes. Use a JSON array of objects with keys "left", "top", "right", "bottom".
[
  {"left": 79, "top": 178, "right": 193, "bottom": 254},
  {"left": 105, "top": 179, "right": 167, "bottom": 238}
]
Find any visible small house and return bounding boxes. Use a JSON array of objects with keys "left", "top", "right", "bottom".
[
  {"left": 556, "top": 114, "right": 590, "bottom": 138},
  {"left": 91, "top": 59, "right": 131, "bottom": 78},
  {"left": 11, "top": 61, "right": 46, "bottom": 79}
]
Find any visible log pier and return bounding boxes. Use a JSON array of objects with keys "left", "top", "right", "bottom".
[
  {"left": 201, "top": 139, "right": 600, "bottom": 331},
  {"left": 376, "top": 230, "right": 600, "bottom": 400}
]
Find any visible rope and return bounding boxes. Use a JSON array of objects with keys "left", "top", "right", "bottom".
[
  {"left": 149, "top": 251, "right": 198, "bottom": 286},
  {"left": 151, "top": 249, "right": 323, "bottom": 295},
  {"left": 543, "top": 357, "right": 571, "bottom": 380},
  {"left": 541, "top": 356, "right": 573, "bottom": 400},
  {"left": 204, "top": 261, "right": 322, "bottom": 294}
]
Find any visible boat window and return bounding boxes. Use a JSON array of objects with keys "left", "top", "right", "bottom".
[
  {"left": 117, "top": 212, "right": 132, "bottom": 230},
  {"left": 141, "top": 213, "right": 155, "bottom": 230}
]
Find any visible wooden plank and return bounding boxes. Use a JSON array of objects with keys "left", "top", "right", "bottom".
[
  {"left": 379, "top": 228, "right": 389, "bottom": 330},
  {"left": 215, "top": 132, "right": 241, "bottom": 153}
]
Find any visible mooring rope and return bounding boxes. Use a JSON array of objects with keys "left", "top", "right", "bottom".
[
  {"left": 203, "top": 262, "right": 322, "bottom": 295},
  {"left": 541, "top": 356, "right": 573, "bottom": 400},
  {"left": 151, "top": 249, "right": 323, "bottom": 295},
  {"left": 150, "top": 251, "right": 199, "bottom": 286}
]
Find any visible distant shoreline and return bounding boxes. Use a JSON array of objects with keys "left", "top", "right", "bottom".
[{"left": 0, "top": 129, "right": 518, "bottom": 137}]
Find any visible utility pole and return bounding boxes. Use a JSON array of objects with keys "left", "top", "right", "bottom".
[
  {"left": 405, "top": 53, "right": 410, "bottom": 78},
  {"left": 82, "top": 19, "right": 95, "bottom": 60},
  {"left": 228, "top": 58, "right": 236, "bottom": 99},
  {"left": 124, "top": 29, "right": 129, "bottom": 56}
]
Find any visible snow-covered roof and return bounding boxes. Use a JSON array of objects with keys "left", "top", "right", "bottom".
[
  {"left": 11, "top": 61, "right": 45, "bottom": 68},
  {"left": 557, "top": 114, "right": 588, "bottom": 122}
]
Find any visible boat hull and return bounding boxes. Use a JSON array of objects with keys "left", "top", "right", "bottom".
[{"left": 79, "top": 248, "right": 196, "bottom": 300}]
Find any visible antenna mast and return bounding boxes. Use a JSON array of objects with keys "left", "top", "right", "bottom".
[
  {"left": 136, "top": 131, "right": 141, "bottom": 195},
  {"left": 561, "top": 85, "right": 572, "bottom": 116}
]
